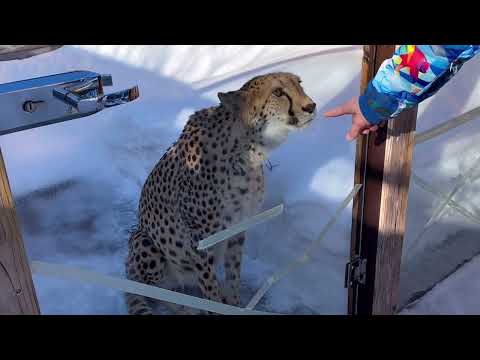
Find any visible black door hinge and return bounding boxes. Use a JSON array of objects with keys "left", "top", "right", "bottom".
[{"left": 344, "top": 256, "right": 367, "bottom": 288}]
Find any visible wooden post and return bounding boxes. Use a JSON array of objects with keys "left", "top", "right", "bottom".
[
  {"left": 0, "top": 148, "right": 40, "bottom": 314},
  {"left": 0, "top": 45, "right": 65, "bottom": 314},
  {"left": 348, "top": 45, "right": 418, "bottom": 315}
]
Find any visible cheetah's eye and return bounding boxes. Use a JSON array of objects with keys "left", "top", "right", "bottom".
[{"left": 272, "top": 88, "right": 284, "bottom": 97}]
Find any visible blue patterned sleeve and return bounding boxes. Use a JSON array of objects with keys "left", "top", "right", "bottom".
[{"left": 359, "top": 45, "right": 480, "bottom": 125}]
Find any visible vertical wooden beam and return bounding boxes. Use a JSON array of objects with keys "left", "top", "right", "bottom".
[
  {"left": 0, "top": 45, "right": 64, "bottom": 314},
  {"left": 348, "top": 45, "right": 418, "bottom": 315},
  {"left": 0, "top": 148, "right": 40, "bottom": 314}
]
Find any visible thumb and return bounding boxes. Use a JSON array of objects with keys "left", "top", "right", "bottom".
[{"left": 346, "top": 123, "right": 363, "bottom": 141}]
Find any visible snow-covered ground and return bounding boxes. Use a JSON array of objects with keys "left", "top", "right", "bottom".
[
  {"left": 398, "top": 54, "right": 480, "bottom": 312},
  {"left": 1, "top": 45, "right": 480, "bottom": 314},
  {"left": 401, "top": 252, "right": 480, "bottom": 315}
]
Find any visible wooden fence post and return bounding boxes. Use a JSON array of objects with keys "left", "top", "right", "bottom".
[
  {"left": 0, "top": 46, "right": 60, "bottom": 315},
  {"left": 0, "top": 148, "right": 40, "bottom": 314},
  {"left": 348, "top": 45, "right": 418, "bottom": 315}
]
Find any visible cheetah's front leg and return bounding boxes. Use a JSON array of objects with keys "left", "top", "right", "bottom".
[
  {"left": 223, "top": 233, "right": 245, "bottom": 306},
  {"left": 192, "top": 249, "right": 228, "bottom": 310}
]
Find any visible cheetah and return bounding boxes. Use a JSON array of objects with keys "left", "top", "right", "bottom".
[{"left": 125, "top": 72, "right": 317, "bottom": 314}]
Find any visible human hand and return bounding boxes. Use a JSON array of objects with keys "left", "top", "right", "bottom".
[{"left": 324, "top": 96, "right": 379, "bottom": 141}]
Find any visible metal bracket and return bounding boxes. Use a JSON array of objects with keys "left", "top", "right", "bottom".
[
  {"left": 0, "top": 70, "right": 139, "bottom": 136},
  {"left": 344, "top": 256, "right": 367, "bottom": 288}
]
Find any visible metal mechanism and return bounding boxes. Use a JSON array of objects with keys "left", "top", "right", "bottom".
[
  {"left": 0, "top": 70, "right": 140, "bottom": 136},
  {"left": 345, "top": 256, "right": 367, "bottom": 288}
]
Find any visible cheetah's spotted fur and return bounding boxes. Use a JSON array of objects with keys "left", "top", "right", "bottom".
[{"left": 125, "top": 72, "right": 317, "bottom": 315}]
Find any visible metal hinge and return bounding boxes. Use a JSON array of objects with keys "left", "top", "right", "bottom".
[{"left": 344, "top": 256, "right": 367, "bottom": 288}]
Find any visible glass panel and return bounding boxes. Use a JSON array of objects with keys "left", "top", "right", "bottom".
[
  {"left": 399, "top": 53, "right": 480, "bottom": 314},
  {"left": 0, "top": 45, "right": 363, "bottom": 314}
]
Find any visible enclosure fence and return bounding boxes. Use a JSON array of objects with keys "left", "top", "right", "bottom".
[
  {"left": 407, "top": 105, "right": 480, "bottom": 257},
  {"left": 29, "top": 103, "right": 480, "bottom": 315},
  {"left": 31, "top": 185, "right": 362, "bottom": 315}
]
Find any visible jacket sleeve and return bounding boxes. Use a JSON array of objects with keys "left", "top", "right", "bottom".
[{"left": 358, "top": 45, "right": 480, "bottom": 125}]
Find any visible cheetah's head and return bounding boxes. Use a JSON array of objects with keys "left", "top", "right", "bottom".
[{"left": 218, "top": 72, "right": 317, "bottom": 151}]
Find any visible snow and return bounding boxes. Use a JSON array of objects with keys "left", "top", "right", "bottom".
[
  {"left": 398, "top": 54, "right": 480, "bottom": 312},
  {"left": 400, "top": 253, "right": 480, "bottom": 315},
  {"left": 1, "top": 45, "right": 480, "bottom": 314}
]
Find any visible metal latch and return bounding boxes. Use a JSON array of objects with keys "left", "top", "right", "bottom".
[
  {"left": 344, "top": 256, "right": 367, "bottom": 288},
  {"left": 0, "top": 70, "right": 139, "bottom": 136}
]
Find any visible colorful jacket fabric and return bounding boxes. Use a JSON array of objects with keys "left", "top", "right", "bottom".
[{"left": 359, "top": 45, "right": 480, "bottom": 125}]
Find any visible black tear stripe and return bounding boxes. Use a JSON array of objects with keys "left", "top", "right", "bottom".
[
  {"left": 285, "top": 92, "right": 295, "bottom": 117},
  {"left": 278, "top": 78, "right": 295, "bottom": 117}
]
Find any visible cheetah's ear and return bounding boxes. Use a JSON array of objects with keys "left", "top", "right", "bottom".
[
  {"left": 218, "top": 90, "right": 255, "bottom": 125},
  {"left": 218, "top": 90, "right": 249, "bottom": 112}
]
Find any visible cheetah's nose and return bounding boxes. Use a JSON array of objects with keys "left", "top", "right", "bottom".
[{"left": 302, "top": 103, "right": 316, "bottom": 114}]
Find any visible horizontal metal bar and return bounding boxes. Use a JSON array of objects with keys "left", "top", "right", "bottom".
[
  {"left": 31, "top": 261, "right": 280, "bottom": 315},
  {"left": 415, "top": 106, "right": 480, "bottom": 145},
  {"left": 0, "top": 71, "right": 99, "bottom": 95},
  {"left": 197, "top": 204, "right": 284, "bottom": 250}
]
